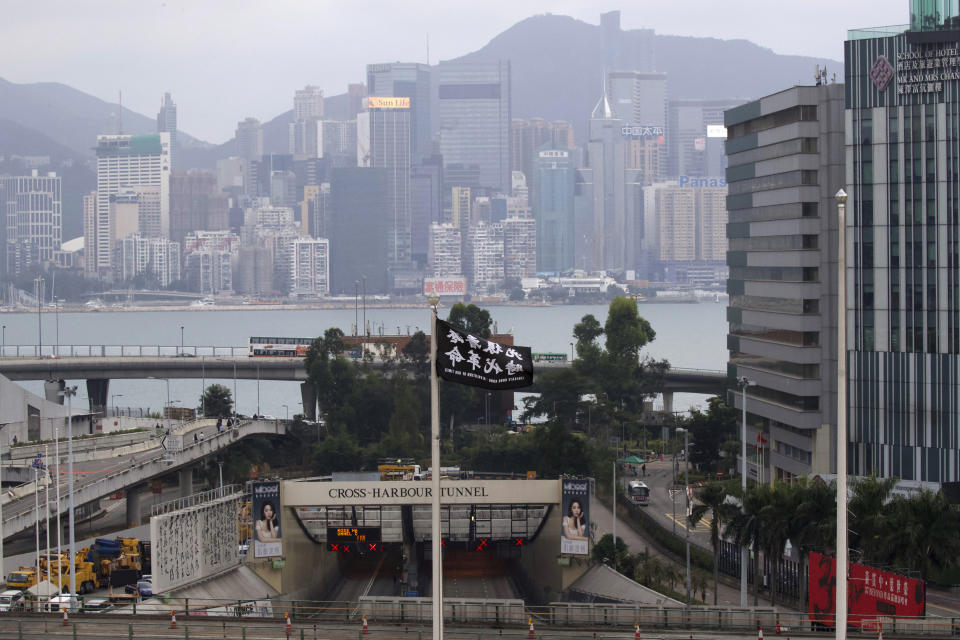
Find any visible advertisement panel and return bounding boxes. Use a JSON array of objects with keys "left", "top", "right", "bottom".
[
  {"left": 253, "top": 481, "right": 283, "bottom": 558},
  {"left": 423, "top": 277, "right": 466, "bottom": 296},
  {"left": 809, "top": 551, "right": 925, "bottom": 628},
  {"left": 560, "top": 479, "right": 590, "bottom": 555},
  {"left": 150, "top": 494, "right": 240, "bottom": 593}
]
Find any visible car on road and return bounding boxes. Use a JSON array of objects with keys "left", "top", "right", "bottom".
[
  {"left": 0, "top": 590, "right": 25, "bottom": 611},
  {"left": 124, "top": 580, "right": 152, "bottom": 598}
]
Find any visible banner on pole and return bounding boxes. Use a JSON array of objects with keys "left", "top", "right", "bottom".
[
  {"left": 253, "top": 482, "right": 283, "bottom": 558},
  {"left": 435, "top": 319, "right": 533, "bottom": 390},
  {"left": 560, "top": 479, "right": 590, "bottom": 556}
]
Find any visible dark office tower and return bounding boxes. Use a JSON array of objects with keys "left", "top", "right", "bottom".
[
  {"left": 169, "top": 170, "right": 229, "bottom": 246},
  {"left": 362, "top": 97, "right": 413, "bottom": 288},
  {"left": 600, "top": 10, "right": 655, "bottom": 73},
  {"left": 411, "top": 155, "right": 443, "bottom": 268},
  {"left": 724, "top": 84, "right": 845, "bottom": 482},
  {"left": 347, "top": 83, "right": 367, "bottom": 120},
  {"left": 329, "top": 167, "right": 389, "bottom": 294},
  {"left": 367, "top": 63, "right": 432, "bottom": 161},
  {"left": 157, "top": 92, "right": 177, "bottom": 170},
  {"left": 438, "top": 61, "right": 511, "bottom": 194},
  {"left": 845, "top": 1, "right": 960, "bottom": 482},
  {"left": 535, "top": 148, "right": 575, "bottom": 273}
]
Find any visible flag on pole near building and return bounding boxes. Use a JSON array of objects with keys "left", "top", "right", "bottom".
[{"left": 435, "top": 319, "right": 534, "bottom": 390}]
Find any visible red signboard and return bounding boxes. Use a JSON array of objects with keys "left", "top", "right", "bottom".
[
  {"left": 809, "top": 551, "right": 925, "bottom": 628},
  {"left": 424, "top": 277, "right": 466, "bottom": 296}
]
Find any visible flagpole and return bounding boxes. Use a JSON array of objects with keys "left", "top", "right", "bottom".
[{"left": 428, "top": 294, "right": 443, "bottom": 640}]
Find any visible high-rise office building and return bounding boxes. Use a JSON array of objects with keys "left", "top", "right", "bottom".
[
  {"left": 411, "top": 155, "right": 443, "bottom": 268},
  {"left": 94, "top": 134, "right": 171, "bottom": 276},
  {"left": 587, "top": 90, "right": 627, "bottom": 272},
  {"left": 366, "top": 96, "right": 413, "bottom": 286},
  {"left": 465, "top": 222, "right": 504, "bottom": 295},
  {"left": 289, "top": 86, "right": 325, "bottom": 159},
  {"left": 438, "top": 61, "right": 512, "bottom": 194},
  {"left": 668, "top": 99, "right": 745, "bottom": 178},
  {"left": 844, "top": 1, "right": 960, "bottom": 482},
  {"left": 157, "top": 93, "right": 177, "bottom": 170},
  {"left": 294, "top": 85, "right": 324, "bottom": 120},
  {"left": 329, "top": 167, "right": 389, "bottom": 294},
  {"left": 503, "top": 216, "right": 536, "bottom": 281},
  {"left": 169, "top": 170, "right": 229, "bottom": 245},
  {"left": 0, "top": 172, "right": 62, "bottom": 276},
  {"left": 512, "top": 118, "right": 575, "bottom": 194},
  {"left": 367, "top": 63, "right": 432, "bottom": 161},
  {"left": 535, "top": 148, "right": 576, "bottom": 273},
  {"left": 724, "top": 84, "right": 844, "bottom": 481},
  {"left": 289, "top": 237, "right": 330, "bottom": 298},
  {"left": 301, "top": 183, "right": 331, "bottom": 239},
  {"left": 236, "top": 118, "right": 263, "bottom": 161},
  {"left": 347, "top": 83, "right": 367, "bottom": 119}
]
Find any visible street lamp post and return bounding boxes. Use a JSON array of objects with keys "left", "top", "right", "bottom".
[
  {"left": 282, "top": 404, "right": 288, "bottom": 421},
  {"left": 2, "top": 324, "right": 5, "bottom": 357},
  {"left": 180, "top": 325, "right": 184, "bottom": 355},
  {"left": 35, "top": 276, "right": 44, "bottom": 357},
  {"left": 354, "top": 281, "right": 359, "bottom": 335},
  {"left": 737, "top": 375, "right": 756, "bottom": 608},
  {"left": 569, "top": 342, "right": 574, "bottom": 361},
  {"left": 61, "top": 385, "right": 78, "bottom": 608},
  {"left": 677, "top": 426, "right": 691, "bottom": 612},
  {"left": 55, "top": 298, "right": 60, "bottom": 357},
  {"left": 835, "top": 188, "right": 849, "bottom": 640}
]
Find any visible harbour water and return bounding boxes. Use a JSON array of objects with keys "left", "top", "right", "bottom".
[{"left": 2, "top": 301, "right": 728, "bottom": 418}]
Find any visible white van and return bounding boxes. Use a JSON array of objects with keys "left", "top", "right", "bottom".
[
  {"left": 45, "top": 594, "right": 78, "bottom": 612},
  {"left": 0, "top": 590, "right": 24, "bottom": 611}
]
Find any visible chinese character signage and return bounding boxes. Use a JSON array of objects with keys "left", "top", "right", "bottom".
[
  {"left": 435, "top": 319, "right": 533, "bottom": 390},
  {"left": 808, "top": 551, "right": 924, "bottom": 628},
  {"left": 424, "top": 277, "right": 466, "bottom": 296},
  {"left": 253, "top": 481, "right": 282, "bottom": 558},
  {"left": 560, "top": 479, "right": 590, "bottom": 556}
]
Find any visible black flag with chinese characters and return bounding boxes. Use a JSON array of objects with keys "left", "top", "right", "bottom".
[{"left": 435, "top": 319, "right": 533, "bottom": 390}]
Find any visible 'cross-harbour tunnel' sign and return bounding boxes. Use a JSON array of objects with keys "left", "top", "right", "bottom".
[{"left": 283, "top": 480, "right": 561, "bottom": 506}]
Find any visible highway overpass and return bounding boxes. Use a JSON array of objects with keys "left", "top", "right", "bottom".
[
  {"left": 1, "top": 417, "right": 287, "bottom": 541},
  {"left": 0, "top": 346, "right": 728, "bottom": 417}
]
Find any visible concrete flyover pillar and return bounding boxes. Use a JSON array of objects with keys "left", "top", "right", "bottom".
[
  {"left": 125, "top": 483, "right": 148, "bottom": 527},
  {"left": 300, "top": 382, "right": 317, "bottom": 421},
  {"left": 44, "top": 378, "right": 65, "bottom": 404},
  {"left": 86, "top": 378, "right": 110, "bottom": 416},
  {"left": 179, "top": 467, "right": 193, "bottom": 498},
  {"left": 662, "top": 391, "right": 674, "bottom": 415}
]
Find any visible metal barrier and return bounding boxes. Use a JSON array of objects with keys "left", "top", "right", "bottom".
[
  {"left": 151, "top": 484, "right": 243, "bottom": 516},
  {"left": 0, "top": 344, "right": 250, "bottom": 358}
]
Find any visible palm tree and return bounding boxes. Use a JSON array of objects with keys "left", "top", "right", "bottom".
[
  {"left": 887, "top": 489, "right": 960, "bottom": 583},
  {"left": 726, "top": 484, "right": 772, "bottom": 606},
  {"left": 849, "top": 476, "right": 897, "bottom": 565},
  {"left": 758, "top": 482, "right": 801, "bottom": 606},
  {"left": 690, "top": 482, "right": 737, "bottom": 605},
  {"left": 792, "top": 477, "right": 836, "bottom": 558}
]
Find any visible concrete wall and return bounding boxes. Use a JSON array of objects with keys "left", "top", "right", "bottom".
[{"left": 516, "top": 506, "right": 589, "bottom": 603}]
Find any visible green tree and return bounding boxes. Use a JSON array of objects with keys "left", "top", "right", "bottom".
[
  {"left": 849, "top": 476, "right": 896, "bottom": 565},
  {"left": 314, "top": 429, "right": 364, "bottom": 473},
  {"left": 591, "top": 533, "right": 630, "bottom": 574},
  {"left": 886, "top": 489, "right": 960, "bottom": 582},
  {"left": 447, "top": 303, "right": 492, "bottom": 338},
  {"left": 683, "top": 397, "right": 738, "bottom": 473},
  {"left": 690, "top": 482, "right": 737, "bottom": 605},
  {"left": 726, "top": 484, "right": 771, "bottom": 606},
  {"left": 401, "top": 330, "right": 430, "bottom": 376},
  {"left": 200, "top": 384, "right": 233, "bottom": 417},
  {"left": 508, "top": 287, "right": 525, "bottom": 301}
]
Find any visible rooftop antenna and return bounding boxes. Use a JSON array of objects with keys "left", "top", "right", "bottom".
[
  {"left": 118, "top": 90, "right": 123, "bottom": 134},
  {"left": 815, "top": 65, "right": 822, "bottom": 86}
]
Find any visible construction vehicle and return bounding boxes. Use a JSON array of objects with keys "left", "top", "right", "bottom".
[
  {"left": 377, "top": 458, "right": 423, "bottom": 481},
  {"left": 76, "top": 537, "right": 146, "bottom": 593},
  {"left": 5, "top": 568, "right": 37, "bottom": 590}
]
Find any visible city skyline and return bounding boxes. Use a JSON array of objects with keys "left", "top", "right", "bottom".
[{"left": 0, "top": 1, "right": 907, "bottom": 142}]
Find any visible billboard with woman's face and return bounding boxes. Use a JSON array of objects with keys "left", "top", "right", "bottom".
[
  {"left": 253, "top": 482, "right": 282, "bottom": 558},
  {"left": 560, "top": 479, "right": 590, "bottom": 555}
]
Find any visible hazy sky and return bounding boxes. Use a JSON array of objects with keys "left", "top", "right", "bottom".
[{"left": 1, "top": 0, "right": 908, "bottom": 143}]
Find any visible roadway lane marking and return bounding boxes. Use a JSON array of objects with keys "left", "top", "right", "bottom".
[
  {"left": 664, "top": 512, "right": 710, "bottom": 532},
  {"left": 927, "top": 601, "right": 960, "bottom": 616}
]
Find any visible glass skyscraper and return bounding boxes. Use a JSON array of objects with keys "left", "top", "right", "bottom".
[
  {"left": 367, "top": 63, "right": 432, "bottom": 162},
  {"left": 534, "top": 148, "right": 575, "bottom": 273},
  {"left": 846, "top": 0, "right": 960, "bottom": 481},
  {"left": 437, "top": 61, "right": 512, "bottom": 195}
]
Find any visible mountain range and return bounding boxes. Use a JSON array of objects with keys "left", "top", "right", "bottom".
[{"left": 0, "top": 12, "right": 842, "bottom": 234}]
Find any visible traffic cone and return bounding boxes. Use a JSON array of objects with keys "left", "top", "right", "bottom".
[
  {"left": 362, "top": 614, "right": 369, "bottom": 635},
  {"left": 61, "top": 607, "right": 69, "bottom": 626},
  {"left": 285, "top": 612, "right": 292, "bottom": 634},
  {"left": 878, "top": 621, "right": 883, "bottom": 640},
  {"left": 170, "top": 610, "right": 177, "bottom": 629},
  {"left": 528, "top": 616, "right": 535, "bottom": 638},
  {"left": 776, "top": 622, "right": 781, "bottom": 634},
  {"left": 634, "top": 621, "right": 641, "bottom": 639},
  {"left": 758, "top": 626, "right": 764, "bottom": 640}
]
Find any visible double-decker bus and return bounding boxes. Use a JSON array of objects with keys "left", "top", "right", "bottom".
[
  {"left": 532, "top": 352, "right": 567, "bottom": 363},
  {"left": 626, "top": 480, "right": 650, "bottom": 506},
  {"left": 248, "top": 336, "right": 314, "bottom": 357}
]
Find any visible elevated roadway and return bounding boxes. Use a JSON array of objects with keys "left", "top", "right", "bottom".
[{"left": 1, "top": 418, "right": 287, "bottom": 541}]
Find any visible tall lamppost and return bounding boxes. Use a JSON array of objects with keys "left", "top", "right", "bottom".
[
  {"left": 835, "top": 188, "right": 849, "bottom": 640},
  {"left": 61, "top": 385, "right": 78, "bottom": 609},
  {"left": 354, "top": 281, "right": 359, "bottom": 335},
  {"left": 2, "top": 324, "right": 6, "bottom": 357},
  {"left": 34, "top": 276, "right": 44, "bottom": 356},
  {"left": 736, "top": 375, "right": 756, "bottom": 607},
  {"left": 676, "top": 426, "right": 691, "bottom": 612},
  {"left": 180, "top": 325, "right": 185, "bottom": 355},
  {"left": 282, "top": 404, "right": 288, "bottom": 421}
]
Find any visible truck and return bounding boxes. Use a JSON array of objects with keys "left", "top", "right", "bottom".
[
  {"left": 377, "top": 459, "right": 423, "bottom": 481},
  {"left": 6, "top": 568, "right": 37, "bottom": 590},
  {"left": 79, "top": 537, "right": 146, "bottom": 592}
]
